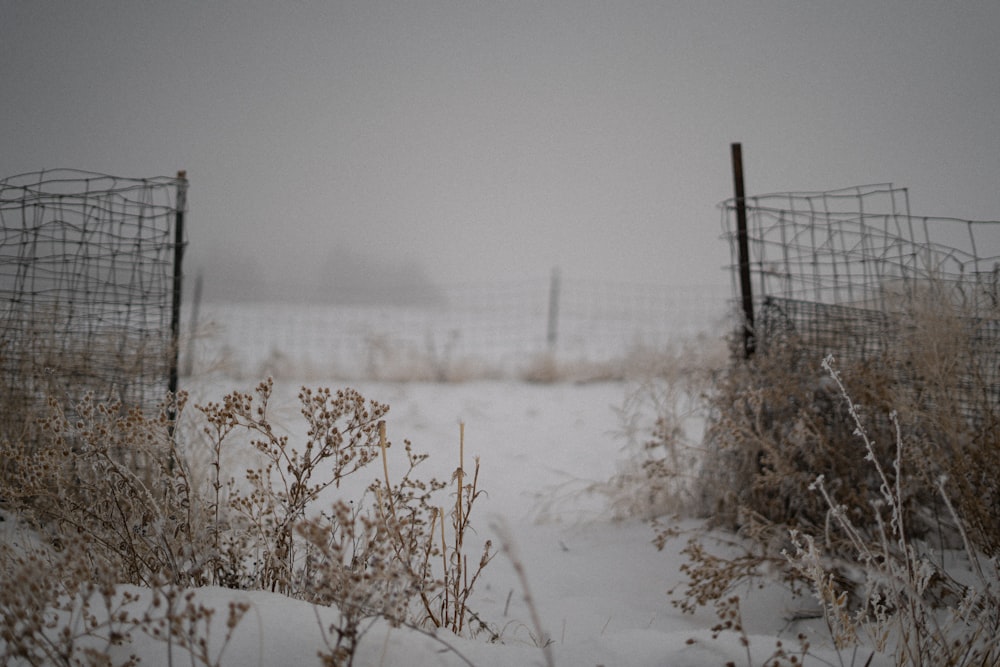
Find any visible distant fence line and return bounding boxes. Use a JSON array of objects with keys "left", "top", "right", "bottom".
[
  {"left": 0, "top": 169, "right": 187, "bottom": 440},
  {"left": 185, "top": 277, "right": 730, "bottom": 380}
]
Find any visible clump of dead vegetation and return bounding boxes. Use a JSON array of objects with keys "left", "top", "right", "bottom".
[
  {"left": 644, "top": 283, "right": 1000, "bottom": 665},
  {"left": 0, "top": 379, "right": 492, "bottom": 666}
]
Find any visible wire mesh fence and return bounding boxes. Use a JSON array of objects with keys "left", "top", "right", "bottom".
[
  {"left": 183, "top": 278, "right": 730, "bottom": 381},
  {"left": 0, "top": 168, "right": 187, "bottom": 441},
  {"left": 721, "top": 183, "right": 1000, "bottom": 419},
  {"left": 722, "top": 183, "right": 1000, "bottom": 311}
]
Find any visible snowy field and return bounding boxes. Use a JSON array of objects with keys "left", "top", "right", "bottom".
[{"left": 2, "top": 294, "right": 877, "bottom": 666}]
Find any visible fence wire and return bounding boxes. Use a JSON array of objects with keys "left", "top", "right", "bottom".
[
  {"left": 721, "top": 183, "right": 1000, "bottom": 419},
  {"left": 722, "top": 184, "right": 1000, "bottom": 311},
  {"left": 184, "top": 279, "right": 730, "bottom": 381},
  {"left": 0, "top": 169, "right": 186, "bottom": 440}
]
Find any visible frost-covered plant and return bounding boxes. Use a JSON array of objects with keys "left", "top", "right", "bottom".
[
  {"left": 690, "top": 296, "right": 1000, "bottom": 572},
  {"left": 696, "top": 341, "right": 916, "bottom": 551},
  {"left": 780, "top": 356, "right": 1000, "bottom": 666},
  {"left": 0, "top": 539, "right": 142, "bottom": 666},
  {"left": 598, "top": 339, "right": 725, "bottom": 520},
  {"left": 198, "top": 380, "right": 389, "bottom": 592},
  {"left": 0, "top": 379, "right": 493, "bottom": 666},
  {"left": 191, "top": 380, "right": 495, "bottom": 667},
  {"left": 0, "top": 536, "right": 250, "bottom": 667},
  {"left": 672, "top": 356, "right": 1000, "bottom": 666},
  {"left": 295, "top": 421, "right": 494, "bottom": 665},
  {"left": 1, "top": 391, "right": 209, "bottom": 587}
]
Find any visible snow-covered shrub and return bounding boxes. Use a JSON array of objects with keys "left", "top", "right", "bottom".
[
  {"left": 2, "top": 391, "right": 207, "bottom": 587},
  {"left": 782, "top": 357, "right": 1000, "bottom": 665},
  {"left": 597, "top": 338, "right": 726, "bottom": 520},
  {"left": 661, "top": 287, "right": 1000, "bottom": 664},
  {"left": 0, "top": 380, "right": 492, "bottom": 666},
  {"left": 667, "top": 348, "right": 1000, "bottom": 664},
  {"left": 694, "top": 293, "right": 999, "bottom": 561}
]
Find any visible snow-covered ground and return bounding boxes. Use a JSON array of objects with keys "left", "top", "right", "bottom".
[
  {"left": 3, "top": 315, "right": 875, "bottom": 666},
  {"left": 36, "top": 375, "right": 850, "bottom": 667}
]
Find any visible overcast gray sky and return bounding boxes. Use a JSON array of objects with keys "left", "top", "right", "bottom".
[{"left": 3, "top": 1, "right": 998, "bottom": 302}]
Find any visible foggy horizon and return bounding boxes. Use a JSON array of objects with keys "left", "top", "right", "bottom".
[{"left": 3, "top": 1, "right": 998, "bottom": 304}]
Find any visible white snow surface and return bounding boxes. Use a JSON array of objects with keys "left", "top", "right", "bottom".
[{"left": 4, "top": 378, "right": 875, "bottom": 667}]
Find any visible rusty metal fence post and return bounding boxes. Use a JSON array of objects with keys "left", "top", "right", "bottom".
[
  {"left": 169, "top": 170, "right": 187, "bottom": 429},
  {"left": 731, "top": 143, "right": 755, "bottom": 358}
]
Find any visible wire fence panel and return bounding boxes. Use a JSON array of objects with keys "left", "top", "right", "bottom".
[
  {"left": 721, "top": 184, "right": 1000, "bottom": 312},
  {"left": 0, "top": 169, "right": 187, "bottom": 440},
  {"left": 721, "top": 183, "right": 1000, "bottom": 419}
]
